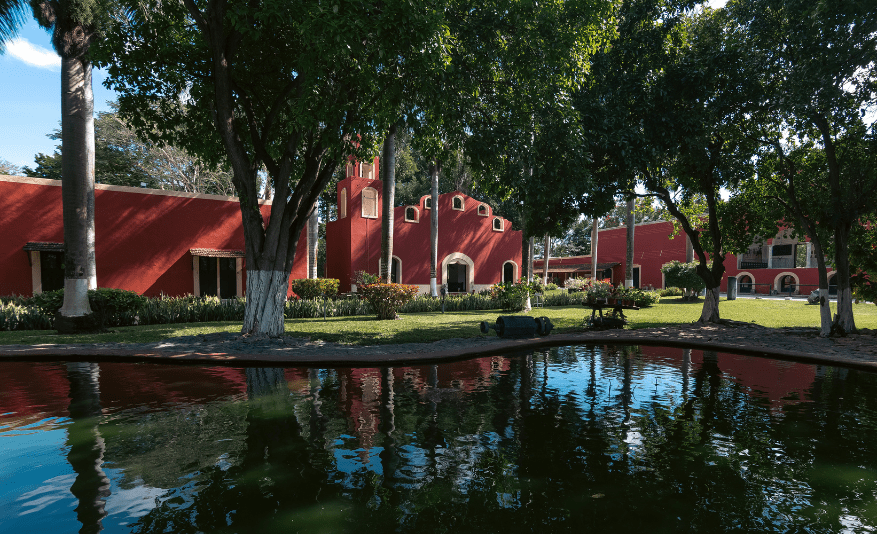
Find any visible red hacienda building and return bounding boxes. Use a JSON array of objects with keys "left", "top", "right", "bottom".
[
  {"left": 0, "top": 175, "right": 308, "bottom": 299},
  {"left": 325, "top": 158, "right": 522, "bottom": 294},
  {"left": 535, "top": 220, "right": 837, "bottom": 296}
]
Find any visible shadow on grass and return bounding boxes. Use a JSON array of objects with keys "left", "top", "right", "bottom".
[{"left": 656, "top": 297, "right": 703, "bottom": 305}]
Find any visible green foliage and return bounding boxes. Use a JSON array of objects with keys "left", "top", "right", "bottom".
[
  {"left": 659, "top": 287, "right": 684, "bottom": 297},
  {"left": 661, "top": 261, "right": 706, "bottom": 293},
  {"left": 88, "top": 287, "right": 148, "bottom": 326},
  {"left": 357, "top": 283, "right": 420, "bottom": 320},
  {"left": 353, "top": 271, "right": 380, "bottom": 287},
  {"left": 288, "top": 278, "right": 340, "bottom": 300},
  {"left": 489, "top": 282, "right": 533, "bottom": 312}
]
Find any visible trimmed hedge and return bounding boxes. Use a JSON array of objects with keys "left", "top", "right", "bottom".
[
  {"left": 358, "top": 283, "right": 420, "bottom": 320},
  {"left": 288, "top": 278, "right": 340, "bottom": 299}
]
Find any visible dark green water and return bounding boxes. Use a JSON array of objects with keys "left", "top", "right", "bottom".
[{"left": 2, "top": 345, "right": 876, "bottom": 533}]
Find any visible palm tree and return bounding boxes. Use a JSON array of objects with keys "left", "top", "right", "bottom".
[
  {"left": 31, "top": 1, "right": 102, "bottom": 332},
  {"left": 429, "top": 160, "right": 440, "bottom": 296},
  {"left": 625, "top": 198, "right": 635, "bottom": 287},
  {"left": 0, "top": 0, "right": 26, "bottom": 52},
  {"left": 380, "top": 124, "right": 397, "bottom": 283}
]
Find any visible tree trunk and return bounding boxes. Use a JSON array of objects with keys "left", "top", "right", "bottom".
[
  {"left": 58, "top": 56, "right": 97, "bottom": 331},
  {"left": 590, "top": 218, "right": 599, "bottom": 280},
  {"left": 832, "top": 223, "right": 856, "bottom": 334},
  {"left": 429, "top": 160, "right": 440, "bottom": 296},
  {"left": 542, "top": 234, "right": 550, "bottom": 286},
  {"left": 307, "top": 203, "right": 318, "bottom": 279},
  {"left": 625, "top": 198, "right": 635, "bottom": 287},
  {"left": 380, "top": 124, "right": 397, "bottom": 283},
  {"left": 700, "top": 285, "right": 721, "bottom": 323},
  {"left": 242, "top": 270, "right": 288, "bottom": 337},
  {"left": 528, "top": 237, "right": 535, "bottom": 282}
]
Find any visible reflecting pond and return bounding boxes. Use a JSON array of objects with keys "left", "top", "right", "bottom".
[{"left": 2, "top": 345, "right": 877, "bottom": 533}]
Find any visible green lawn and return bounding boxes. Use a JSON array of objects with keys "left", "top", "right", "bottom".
[{"left": 1, "top": 297, "right": 875, "bottom": 346}]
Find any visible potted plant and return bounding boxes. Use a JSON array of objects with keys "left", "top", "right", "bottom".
[{"left": 588, "top": 280, "right": 612, "bottom": 303}]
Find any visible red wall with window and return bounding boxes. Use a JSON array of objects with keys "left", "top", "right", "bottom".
[{"left": 0, "top": 175, "right": 306, "bottom": 297}]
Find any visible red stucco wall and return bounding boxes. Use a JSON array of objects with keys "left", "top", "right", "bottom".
[
  {"left": 327, "top": 174, "right": 522, "bottom": 293},
  {"left": 0, "top": 175, "right": 307, "bottom": 297}
]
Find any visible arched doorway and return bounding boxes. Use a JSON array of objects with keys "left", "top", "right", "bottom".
[
  {"left": 780, "top": 274, "right": 796, "bottom": 294},
  {"left": 738, "top": 274, "right": 753, "bottom": 294},
  {"left": 447, "top": 262, "right": 468, "bottom": 292},
  {"left": 391, "top": 257, "right": 401, "bottom": 284},
  {"left": 442, "top": 253, "right": 475, "bottom": 293},
  {"left": 502, "top": 261, "right": 517, "bottom": 283}
]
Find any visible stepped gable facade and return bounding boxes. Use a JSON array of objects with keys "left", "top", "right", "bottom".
[{"left": 325, "top": 159, "right": 523, "bottom": 294}]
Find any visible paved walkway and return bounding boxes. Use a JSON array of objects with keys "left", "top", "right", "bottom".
[{"left": 1, "top": 323, "right": 876, "bottom": 370}]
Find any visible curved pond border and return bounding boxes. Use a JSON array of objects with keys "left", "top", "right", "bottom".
[{"left": 1, "top": 327, "right": 876, "bottom": 372}]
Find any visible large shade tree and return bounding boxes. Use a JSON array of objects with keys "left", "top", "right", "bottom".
[
  {"left": 99, "top": 0, "right": 449, "bottom": 336},
  {"left": 728, "top": 0, "right": 877, "bottom": 334}
]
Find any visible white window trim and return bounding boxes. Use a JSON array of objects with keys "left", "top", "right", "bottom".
[
  {"left": 404, "top": 206, "right": 420, "bottom": 223},
  {"left": 424, "top": 197, "right": 432, "bottom": 210},
  {"left": 492, "top": 217, "right": 504, "bottom": 232},
  {"left": 452, "top": 195, "right": 465, "bottom": 211},
  {"left": 339, "top": 188, "right": 347, "bottom": 219},
  {"left": 478, "top": 204, "right": 490, "bottom": 217},
  {"left": 361, "top": 186, "right": 379, "bottom": 219}
]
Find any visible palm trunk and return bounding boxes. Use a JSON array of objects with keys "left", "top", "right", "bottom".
[
  {"left": 590, "top": 219, "right": 599, "bottom": 280},
  {"left": 528, "top": 236, "right": 535, "bottom": 282},
  {"left": 429, "top": 160, "right": 440, "bottom": 296},
  {"left": 625, "top": 198, "right": 635, "bottom": 287},
  {"left": 542, "top": 234, "right": 550, "bottom": 286},
  {"left": 57, "top": 55, "right": 97, "bottom": 332},
  {"left": 380, "top": 124, "right": 397, "bottom": 283}
]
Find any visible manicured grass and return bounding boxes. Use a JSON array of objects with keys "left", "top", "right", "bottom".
[{"left": 1, "top": 297, "right": 875, "bottom": 346}]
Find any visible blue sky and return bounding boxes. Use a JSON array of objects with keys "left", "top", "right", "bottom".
[
  {"left": 2, "top": 1, "right": 729, "bottom": 171},
  {"left": 1, "top": 20, "right": 119, "bottom": 170}
]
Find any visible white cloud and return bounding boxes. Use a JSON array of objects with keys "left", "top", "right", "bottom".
[{"left": 6, "top": 38, "right": 60, "bottom": 69}]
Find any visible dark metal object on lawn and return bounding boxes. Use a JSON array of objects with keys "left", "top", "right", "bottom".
[{"left": 480, "top": 316, "right": 553, "bottom": 338}]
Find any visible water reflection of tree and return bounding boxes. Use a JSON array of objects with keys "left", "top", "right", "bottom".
[
  {"left": 116, "top": 352, "right": 877, "bottom": 533},
  {"left": 65, "top": 362, "right": 111, "bottom": 534}
]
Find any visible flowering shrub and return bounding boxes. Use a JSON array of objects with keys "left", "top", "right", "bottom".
[
  {"left": 289, "top": 278, "right": 339, "bottom": 299},
  {"left": 358, "top": 283, "right": 419, "bottom": 320},
  {"left": 564, "top": 277, "right": 590, "bottom": 291},
  {"left": 587, "top": 280, "right": 613, "bottom": 300},
  {"left": 490, "top": 281, "right": 537, "bottom": 311},
  {"left": 353, "top": 271, "right": 379, "bottom": 288}
]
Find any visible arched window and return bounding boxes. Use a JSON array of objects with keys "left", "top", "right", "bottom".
[
  {"left": 405, "top": 206, "right": 419, "bottom": 222},
  {"left": 492, "top": 217, "right": 504, "bottom": 232},
  {"left": 339, "top": 188, "right": 347, "bottom": 219},
  {"left": 780, "top": 275, "right": 796, "bottom": 293},
  {"left": 478, "top": 204, "right": 489, "bottom": 217},
  {"left": 361, "top": 187, "right": 378, "bottom": 218},
  {"left": 452, "top": 195, "right": 464, "bottom": 211},
  {"left": 424, "top": 197, "right": 432, "bottom": 209}
]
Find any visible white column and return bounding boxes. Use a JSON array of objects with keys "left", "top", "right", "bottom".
[{"left": 767, "top": 245, "right": 773, "bottom": 269}]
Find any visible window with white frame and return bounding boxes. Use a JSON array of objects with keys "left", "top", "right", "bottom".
[
  {"left": 405, "top": 206, "right": 419, "bottom": 222},
  {"left": 452, "top": 195, "right": 464, "bottom": 211},
  {"left": 492, "top": 217, "right": 504, "bottom": 232},
  {"left": 362, "top": 187, "right": 378, "bottom": 218}
]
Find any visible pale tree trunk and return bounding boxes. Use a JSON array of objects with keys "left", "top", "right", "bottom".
[
  {"left": 542, "top": 234, "right": 550, "bottom": 286},
  {"left": 590, "top": 219, "right": 599, "bottom": 280},
  {"left": 57, "top": 55, "right": 97, "bottom": 332},
  {"left": 625, "top": 198, "right": 635, "bottom": 287},
  {"left": 527, "top": 237, "right": 535, "bottom": 282},
  {"left": 380, "top": 124, "right": 396, "bottom": 283},
  {"left": 307, "top": 203, "right": 318, "bottom": 279},
  {"left": 429, "top": 160, "right": 440, "bottom": 296},
  {"left": 700, "top": 286, "right": 721, "bottom": 323},
  {"left": 832, "top": 224, "right": 856, "bottom": 334},
  {"left": 242, "top": 270, "right": 288, "bottom": 337}
]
